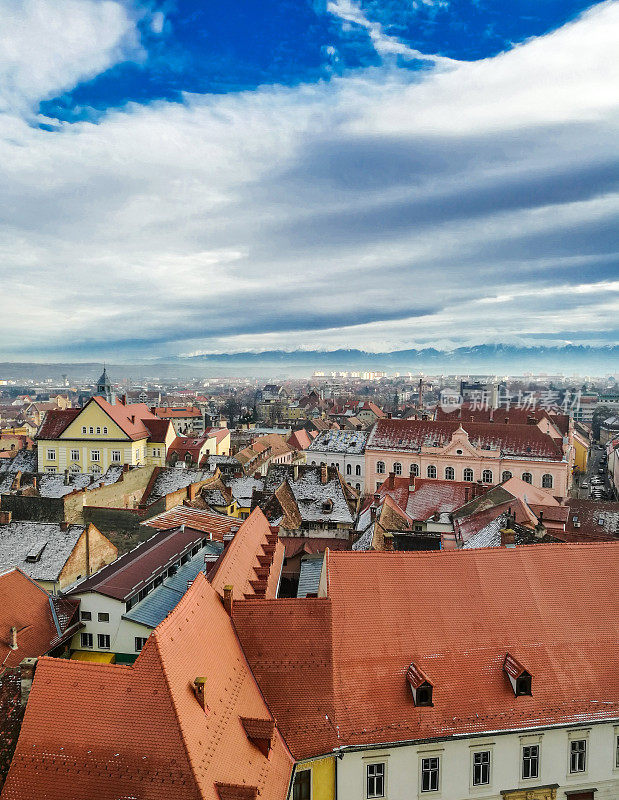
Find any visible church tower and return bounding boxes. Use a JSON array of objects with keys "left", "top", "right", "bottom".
[{"left": 95, "top": 366, "right": 115, "bottom": 404}]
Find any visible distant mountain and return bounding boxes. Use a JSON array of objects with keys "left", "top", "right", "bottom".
[
  {"left": 178, "top": 344, "right": 619, "bottom": 377},
  {"left": 0, "top": 344, "right": 616, "bottom": 381}
]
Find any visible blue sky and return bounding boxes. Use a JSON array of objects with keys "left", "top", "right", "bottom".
[{"left": 0, "top": 0, "right": 618, "bottom": 361}]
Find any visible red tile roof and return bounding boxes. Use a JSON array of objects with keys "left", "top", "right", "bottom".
[
  {"left": 234, "top": 543, "right": 619, "bottom": 759},
  {"left": 0, "top": 568, "right": 79, "bottom": 672},
  {"left": 154, "top": 406, "right": 202, "bottom": 418},
  {"left": 142, "top": 417, "right": 173, "bottom": 443},
  {"left": 286, "top": 429, "right": 315, "bottom": 451},
  {"left": 367, "top": 418, "right": 563, "bottom": 459},
  {"left": 563, "top": 500, "right": 619, "bottom": 542},
  {"left": 35, "top": 408, "right": 81, "bottom": 439},
  {"left": 280, "top": 536, "right": 351, "bottom": 559},
  {"left": 1, "top": 574, "right": 293, "bottom": 799},
  {"left": 208, "top": 509, "right": 284, "bottom": 601},
  {"left": 143, "top": 506, "right": 240, "bottom": 540}
]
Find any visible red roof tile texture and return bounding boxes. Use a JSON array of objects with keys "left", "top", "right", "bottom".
[
  {"left": 367, "top": 418, "right": 564, "bottom": 459},
  {"left": 1, "top": 574, "right": 293, "bottom": 800},
  {"left": 234, "top": 543, "right": 619, "bottom": 759},
  {"left": 209, "top": 508, "right": 284, "bottom": 601},
  {"left": 35, "top": 408, "right": 81, "bottom": 439},
  {"left": 143, "top": 506, "right": 240, "bottom": 540},
  {"left": 0, "top": 568, "right": 79, "bottom": 671}
]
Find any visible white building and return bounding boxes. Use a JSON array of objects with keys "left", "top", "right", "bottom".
[{"left": 307, "top": 429, "right": 368, "bottom": 493}]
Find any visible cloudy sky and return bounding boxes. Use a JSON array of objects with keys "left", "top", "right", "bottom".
[{"left": 1, "top": 0, "right": 618, "bottom": 361}]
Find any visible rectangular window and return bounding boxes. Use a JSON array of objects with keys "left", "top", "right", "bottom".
[
  {"left": 570, "top": 739, "right": 586, "bottom": 773},
  {"left": 421, "top": 757, "right": 439, "bottom": 792},
  {"left": 366, "top": 762, "right": 385, "bottom": 798},
  {"left": 135, "top": 637, "right": 148, "bottom": 652},
  {"left": 70, "top": 449, "right": 80, "bottom": 461},
  {"left": 111, "top": 450, "right": 121, "bottom": 462},
  {"left": 80, "top": 611, "right": 92, "bottom": 621},
  {"left": 522, "top": 745, "right": 539, "bottom": 779},
  {"left": 90, "top": 450, "right": 100, "bottom": 462},
  {"left": 97, "top": 634, "right": 110, "bottom": 649},
  {"left": 472, "top": 751, "right": 490, "bottom": 786},
  {"left": 81, "top": 632, "right": 93, "bottom": 648},
  {"left": 292, "top": 768, "right": 311, "bottom": 800},
  {"left": 98, "top": 612, "right": 110, "bottom": 623},
  {"left": 46, "top": 449, "right": 55, "bottom": 460},
  {"left": 45, "top": 466, "right": 57, "bottom": 473}
]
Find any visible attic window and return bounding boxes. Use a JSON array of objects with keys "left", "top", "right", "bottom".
[
  {"left": 407, "top": 662, "right": 434, "bottom": 706},
  {"left": 322, "top": 499, "right": 334, "bottom": 513},
  {"left": 503, "top": 653, "right": 532, "bottom": 696},
  {"left": 240, "top": 717, "right": 276, "bottom": 758},
  {"left": 25, "top": 540, "right": 48, "bottom": 563}
]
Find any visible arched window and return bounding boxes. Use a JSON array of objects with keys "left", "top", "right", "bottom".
[
  {"left": 103, "top": 427, "right": 108, "bottom": 434},
  {"left": 522, "top": 472, "right": 532, "bottom": 484},
  {"left": 410, "top": 463, "right": 419, "bottom": 477},
  {"left": 445, "top": 466, "right": 455, "bottom": 480},
  {"left": 96, "top": 427, "right": 101, "bottom": 434},
  {"left": 376, "top": 461, "right": 385, "bottom": 474},
  {"left": 542, "top": 473, "right": 553, "bottom": 489},
  {"left": 427, "top": 465, "right": 437, "bottom": 479},
  {"left": 356, "top": 464, "right": 361, "bottom": 476},
  {"left": 482, "top": 469, "right": 493, "bottom": 484},
  {"left": 502, "top": 470, "right": 512, "bottom": 482},
  {"left": 346, "top": 464, "right": 352, "bottom": 475},
  {"left": 463, "top": 468, "right": 474, "bottom": 482},
  {"left": 82, "top": 426, "right": 87, "bottom": 434},
  {"left": 355, "top": 483, "right": 361, "bottom": 492},
  {"left": 393, "top": 462, "right": 402, "bottom": 476}
]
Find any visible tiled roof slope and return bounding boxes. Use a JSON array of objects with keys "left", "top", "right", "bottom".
[
  {"left": 36, "top": 397, "right": 164, "bottom": 442},
  {"left": 0, "top": 568, "right": 79, "bottom": 671},
  {"left": 234, "top": 543, "right": 619, "bottom": 759},
  {"left": 367, "top": 418, "right": 563, "bottom": 459},
  {"left": 143, "top": 506, "right": 239, "bottom": 540},
  {"left": 34, "top": 408, "right": 81, "bottom": 439},
  {"left": 209, "top": 508, "right": 284, "bottom": 601},
  {"left": 0, "top": 522, "right": 88, "bottom": 582},
  {"left": 1, "top": 574, "right": 293, "bottom": 800}
]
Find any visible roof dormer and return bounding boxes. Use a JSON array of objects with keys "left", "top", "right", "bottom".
[
  {"left": 503, "top": 653, "right": 532, "bottom": 696},
  {"left": 407, "top": 662, "right": 434, "bottom": 707},
  {"left": 240, "top": 717, "right": 276, "bottom": 758}
]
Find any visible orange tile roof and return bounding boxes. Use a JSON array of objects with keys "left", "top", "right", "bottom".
[
  {"left": 234, "top": 543, "right": 619, "bottom": 759},
  {"left": 154, "top": 406, "right": 203, "bottom": 418},
  {"left": 1, "top": 574, "right": 293, "bottom": 800},
  {"left": 0, "top": 568, "right": 79, "bottom": 672},
  {"left": 143, "top": 506, "right": 240, "bottom": 541},
  {"left": 209, "top": 508, "right": 283, "bottom": 601}
]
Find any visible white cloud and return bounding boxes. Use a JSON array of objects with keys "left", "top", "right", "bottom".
[
  {"left": 0, "top": 0, "right": 618, "bottom": 359},
  {"left": 0, "top": 0, "right": 141, "bottom": 113}
]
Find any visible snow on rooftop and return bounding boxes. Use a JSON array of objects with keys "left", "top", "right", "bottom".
[
  {"left": 0, "top": 522, "right": 85, "bottom": 580},
  {"left": 308, "top": 429, "right": 368, "bottom": 455}
]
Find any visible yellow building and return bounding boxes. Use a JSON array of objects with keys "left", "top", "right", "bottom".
[
  {"left": 573, "top": 424, "right": 590, "bottom": 473},
  {"left": 36, "top": 396, "right": 175, "bottom": 475}
]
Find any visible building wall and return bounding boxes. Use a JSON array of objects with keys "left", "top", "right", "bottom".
[
  {"left": 69, "top": 592, "right": 152, "bottom": 662},
  {"left": 307, "top": 451, "right": 365, "bottom": 494},
  {"left": 57, "top": 525, "right": 118, "bottom": 592},
  {"left": 365, "top": 450, "right": 569, "bottom": 496},
  {"left": 302, "top": 722, "right": 619, "bottom": 800}
]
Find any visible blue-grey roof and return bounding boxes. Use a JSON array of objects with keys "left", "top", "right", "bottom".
[
  {"left": 296, "top": 555, "right": 324, "bottom": 598},
  {"left": 123, "top": 541, "right": 223, "bottom": 628}
]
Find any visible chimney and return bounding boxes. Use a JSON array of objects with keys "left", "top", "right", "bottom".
[
  {"left": 60, "top": 521, "right": 69, "bottom": 531},
  {"left": 32, "top": 476, "right": 38, "bottom": 491},
  {"left": 0, "top": 510, "right": 12, "bottom": 525},
  {"left": 387, "top": 412, "right": 392, "bottom": 419},
  {"left": 500, "top": 528, "right": 516, "bottom": 547},
  {"left": 19, "top": 658, "right": 37, "bottom": 707},
  {"left": 223, "top": 585, "right": 234, "bottom": 616},
  {"left": 527, "top": 415, "right": 536, "bottom": 425},
  {"left": 321, "top": 465, "right": 328, "bottom": 484},
  {"left": 192, "top": 677, "right": 209, "bottom": 712},
  {"left": 293, "top": 463, "right": 299, "bottom": 481},
  {"left": 11, "top": 471, "right": 21, "bottom": 490},
  {"left": 383, "top": 532, "right": 394, "bottom": 551},
  {"left": 64, "top": 468, "right": 70, "bottom": 485},
  {"left": 119, "top": 395, "right": 127, "bottom": 406},
  {"left": 188, "top": 482, "right": 199, "bottom": 501},
  {"left": 464, "top": 487, "right": 470, "bottom": 503},
  {"left": 10, "top": 626, "right": 18, "bottom": 650}
]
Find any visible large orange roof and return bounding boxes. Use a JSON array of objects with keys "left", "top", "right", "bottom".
[
  {"left": 234, "top": 543, "right": 619, "bottom": 759},
  {"left": 1, "top": 573, "right": 293, "bottom": 800}
]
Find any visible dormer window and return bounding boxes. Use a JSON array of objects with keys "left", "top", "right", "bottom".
[
  {"left": 407, "top": 662, "right": 434, "bottom": 706},
  {"left": 504, "top": 653, "right": 532, "bottom": 696},
  {"left": 322, "top": 499, "right": 333, "bottom": 513}
]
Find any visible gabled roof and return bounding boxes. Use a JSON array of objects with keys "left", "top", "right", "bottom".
[
  {"left": 208, "top": 508, "right": 284, "bottom": 601},
  {"left": 0, "top": 522, "right": 89, "bottom": 582},
  {"left": 367, "top": 418, "right": 563, "bottom": 460},
  {"left": 153, "top": 406, "right": 203, "bottom": 418},
  {"left": 142, "top": 506, "right": 240, "bottom": 540},
  {"left": 35, "top": 408, "right": 81, "bottom": 439},
  {"left": 234, "top": 543, "right": 619, "bottom": 760},
  {"left": 68, "top": 526, "right": 211, "bottom": 602},
  {"left": 0, "top": 568, "right": 79, "bottom": 672},
  {"left": 1, "top": 574, "right": 293, "bottom": 799}
]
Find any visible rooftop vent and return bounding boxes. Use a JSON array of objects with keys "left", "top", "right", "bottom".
[
  {"left": 406, "top": 662, "right": 433, "bottom": 707},
  {"left": 503, "top": 653, "right": 532, "bottom": 696},
  {"left": 192, "top": 677, "right": 209, "bottom": 712}
]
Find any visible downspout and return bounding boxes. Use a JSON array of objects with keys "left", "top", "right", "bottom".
[
  {"left": 334, "top": 751, "right": 338, "bottom": 800},
  {"left": 85, "top": 524, "right": 91, "bottom": 576}
]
